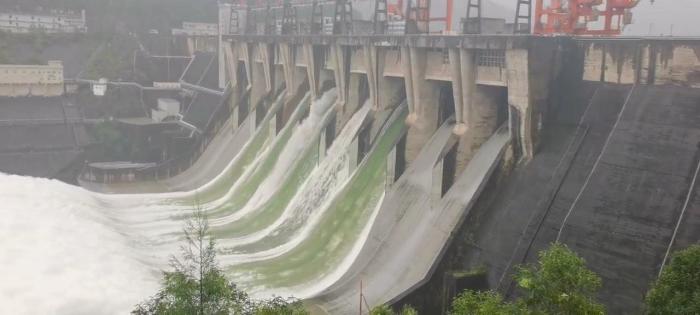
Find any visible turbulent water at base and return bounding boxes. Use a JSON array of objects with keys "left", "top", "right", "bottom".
[
  {"left": 0, "top": 175, "right": 159, "bottom": 315},
  {"left": 0, "top": 89, "right": 404, "bottom": 314}
]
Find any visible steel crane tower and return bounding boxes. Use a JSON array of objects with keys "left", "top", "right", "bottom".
[{"left": 534, "top": 0, "right": 643, "bottom": 35}]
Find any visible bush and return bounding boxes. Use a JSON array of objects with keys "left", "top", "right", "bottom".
[
  {"left": 370, "top": 304, "right": 419, "bottom": 315},
  {"left": 646, "top": 245, "right": 700, "bottom": 315},
  {"left": 450, "top": 291, "right": 523, "bottom": 315},
  {"left": 516, "top": 243, "right": 604, "bottom": 315},
  {"left": 133, "top": 209, "right": 308, "bottom": 315},
  {"left": 450, "top": 243, "right": 605, "bottom": 315}
]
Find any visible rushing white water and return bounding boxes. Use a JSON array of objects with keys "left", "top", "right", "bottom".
[
  {"left": 209, "top": 89, "right": 337, "bottom": 226},
  {"left": 0, "top": 175, "right": 160, "bottom": 315},
  {"left": 0, "top": 89, "right": 394, "bottom": 314},
  {"left": 216, "top": 99, "right": 372, "bottom": 257}
]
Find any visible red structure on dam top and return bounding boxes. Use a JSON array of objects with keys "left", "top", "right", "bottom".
[{"left": 534, "top": 0, "right": 643, "bottom": 35}]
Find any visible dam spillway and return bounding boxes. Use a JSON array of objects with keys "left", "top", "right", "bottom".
[{"left": 1, "top": 33, "right": 700, "bottom": 315}]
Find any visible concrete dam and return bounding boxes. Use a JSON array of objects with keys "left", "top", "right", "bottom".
[{"left": 2, "top": 33, "right": 700, "bottom": 314}]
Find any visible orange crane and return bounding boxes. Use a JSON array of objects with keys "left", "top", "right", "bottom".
[
  {"left": 388, "top": 0, "right": 404, "bottom": 17},
  {"left": 534, "top": 0, "right": 643, "bottom": 35}
]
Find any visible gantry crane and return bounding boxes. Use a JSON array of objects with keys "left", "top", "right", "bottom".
[{"left": 534, "top": 0, "right": 644, "bottom": 35}]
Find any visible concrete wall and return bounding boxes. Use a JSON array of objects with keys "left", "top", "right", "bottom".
[
  {"left": 0, "top": 10, "right": 86, "bottom": 33},
  {"left": 581, "top": 40, "right": 700, "bottom": 87},
  {"left": 455, "top": 85, "right": 504, "bottom": 175},
  {"left": 654, "top": 45, "right": 700, "bottom": 87},
  {"left": 220, "top": 35, "right": 598, "bottom": 170}
]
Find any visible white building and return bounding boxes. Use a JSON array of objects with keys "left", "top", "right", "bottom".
[
  {"left": 92, "top": 78, "right": 108, "bottom": 96},
  {"left": 0, "top": 60, "right": 64, "bottom": 96},
  {"left": 172, "top": 22, "right": 218, "bottom": 36},
  {"left": 173, "top": 21, "right": 219, "bottom": 55},
  {"left": 0, "top": 10, "right": 87, "bottom": 34}
]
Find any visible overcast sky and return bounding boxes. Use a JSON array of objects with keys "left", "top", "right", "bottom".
[{"left": 421, "top": 0, "right": 700, "bottom": 36}]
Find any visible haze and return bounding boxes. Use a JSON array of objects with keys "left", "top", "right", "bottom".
[{"left": 447, "top": 0, "right": 700, "bottom": 36}]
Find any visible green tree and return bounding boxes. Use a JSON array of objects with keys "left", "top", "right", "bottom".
[
  {"left": 370, "top": 304, "right": 418, "bottom": 315},
  {"left": 450, "top": 291, "right": 524, "bottom": 315},
  {"left": 133, "top": 208, "right": 308, "bottom": 315},
  {"left": 253, "top": 296, "right": 307, "bottom": 315},
  {"left": 450, "top": 243, "right": 604, "bottom": 315},
  {"left": 515, "top": 243, "right": 604, "bottom": 315},
  {"left": 646, "top": 245, "right": 700, "bottom": 315},
  {"left": 133, "top": 209, "right": 251, "bottom": 315}
]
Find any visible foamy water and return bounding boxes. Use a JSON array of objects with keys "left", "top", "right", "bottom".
[
  {"left": 0, "top": 89, "right": 389, "bottom": 314},
  {"left": 217, "top": 99, "right": 371, "bottom": 255},
  {"left": 0, "top": 175, "right": 160, "bottom": 315}
]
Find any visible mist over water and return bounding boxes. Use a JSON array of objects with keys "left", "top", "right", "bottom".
[
  {"left": 0, "top": 174, "right": 160, "bottom": 315},
  {"left": 0, "top": 88, "right": 381, "bottom": 314}
]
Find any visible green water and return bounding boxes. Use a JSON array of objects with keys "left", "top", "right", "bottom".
[
  {"left": 194, "top": 94, "right": 311, "bottom": 212},
  {"left": 211, "top": 138, "right": 319, "bottom": 239},
  {"left": 204, "top": 94, "right": 315, "bottom": 219},
  {"left": 228, "top": 109, "right": 407, "bottom": 289}
]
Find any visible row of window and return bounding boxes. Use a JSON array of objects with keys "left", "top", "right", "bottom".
[
  {"left": 3, "top": 14, "right": 81, "bottom": 21},
  {"left": 1, "top": 69, "right": 61, "bottom": 75},
  {"left": 0, "top": 20, "right": 83, "bottom": 26}
]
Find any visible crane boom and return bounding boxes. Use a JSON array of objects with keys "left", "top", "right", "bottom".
[{"left": 534, "top": 0, "right": 643, "bottom": 35}]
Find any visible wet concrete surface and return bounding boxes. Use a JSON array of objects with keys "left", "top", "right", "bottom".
[
  {"left": 398, "top": 82, "right": 700, "bottom": 314},
  {"left": 547, "top": 85, "right": 700, "bottom": 314}
]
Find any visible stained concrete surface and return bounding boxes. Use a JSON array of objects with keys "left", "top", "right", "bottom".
[
  {"left": 311, "top": 117, "right": 509, "bottom": 314},
  {"left": 395, "top": 81, "right": 605, "bottom": 313},
  {"left": 396, "top": 81, "right": 700, "bottom": 314},
  {"left": 0, "top": 96, "right": 88, "bottom": 179},
  {"left": 548, "top": 85, "right": 700, "bottom": 314}
]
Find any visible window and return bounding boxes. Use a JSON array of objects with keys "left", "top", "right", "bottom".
[{"left": 476, "top": 49, "right": 506, "bottom": 68}]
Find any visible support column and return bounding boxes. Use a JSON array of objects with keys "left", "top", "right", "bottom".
[
  {"left": 258, "top": 43, "right": 272, "bottom": 93},
  {"left": 224, "top": 41, "right": 242, "bottom": 128},
  {"left": 186, "top": 37, "right": 195, "bottom": 56},
  {"left": 364, "top": 44, "right": 379, "bottom": 110},
  {"left": 218, "top": 3, "right": 232, "bottom": 89},
  {"left": 404, "top": 47, "right": 438, "bottom": 166},
  {"left": 448, "top": 48, "right": 467, "bottom": 135},
  {"left": 400, "top": 46, "right": 416, "bottom": 124},
  {"left": 280, "top": 43, "right": 296, "bottom": 97},
  {"left": 407, "top": 47, "right": 432, "bottom": 126},
  {"left": 241, "top": 43, "right": 253, "bottom": 90},
  {"left": 224, "top": 42, "right": 240, "bottom": 89},
  {"left": 304, "top": 43, "right": 319, "bottom": 100},
  {"left": 251, "top": 49, "right": 267, "bottom": 117},
  {"left": 506, "top": 49, "right": 533, "bottom": 160},
  {"left": 459, "top": 49, "right": 476, "bottom": 134},
  {"left": 331, "top": 44, "right": 349, "bottom": 111}
]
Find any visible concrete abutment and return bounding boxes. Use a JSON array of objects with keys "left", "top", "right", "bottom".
[{"left": 220, "top": 36, "right": 583, "bottom": 189}]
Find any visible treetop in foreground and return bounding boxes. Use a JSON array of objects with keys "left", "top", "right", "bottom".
[{"left": 646, "top": 244, "right": 700, "bottom": 315}]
